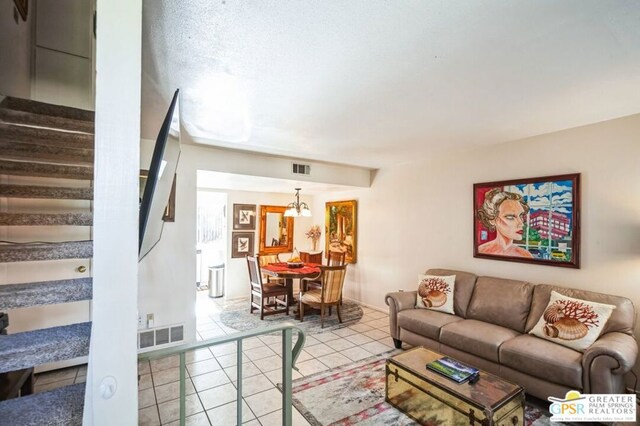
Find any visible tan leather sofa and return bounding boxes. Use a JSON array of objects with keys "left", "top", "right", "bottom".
[{"left": 385, "top": 268, "right": 638, "bottom": 400}]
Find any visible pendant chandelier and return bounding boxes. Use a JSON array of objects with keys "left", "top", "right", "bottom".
[{"left": 284, "top": 188, "right": 311, "bottom": 217}]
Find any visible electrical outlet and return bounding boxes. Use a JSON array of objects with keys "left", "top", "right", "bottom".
[
  {"left": 137, "top": 315, "right": 143, "bottom": 328},
  {"left": 147, "top": 313, "right": 155, "bottom": 329}
]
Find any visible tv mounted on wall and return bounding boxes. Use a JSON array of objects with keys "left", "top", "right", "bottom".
[{"left": 139, "top": 89, "right": 180, "bottom": 260}]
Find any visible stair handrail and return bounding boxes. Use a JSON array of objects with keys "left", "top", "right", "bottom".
[{"left": 138, "top": 322, "right": 306, "bottom": 426}]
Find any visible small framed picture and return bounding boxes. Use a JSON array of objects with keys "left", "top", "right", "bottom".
[
  {"left": 232, "top": 232, "right": 254, "bottom": 258},
  {"left": 233, "top": 204, "right": 256, "bottom": 230}
]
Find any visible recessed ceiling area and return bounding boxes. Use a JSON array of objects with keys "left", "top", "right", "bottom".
[{"left": 142, "top": 1, "right": 640, "bottom": 169}]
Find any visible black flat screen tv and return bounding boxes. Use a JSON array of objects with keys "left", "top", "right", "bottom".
[{"left": 139, "top": 89, "right": 180, "bottom": 260}]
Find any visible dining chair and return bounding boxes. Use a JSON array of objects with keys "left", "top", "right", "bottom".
[
  {"left": 327, "top": 250, "right": 346, "bottom": 266},
  {"left": 258, "top": 254, "right": 285, "bottom": 285},
  {"left": 299, "top": 264, "right": 347, "bottom": 328},
  {"left": 247, "top": 255, "right": 289, "bottom": 319}
]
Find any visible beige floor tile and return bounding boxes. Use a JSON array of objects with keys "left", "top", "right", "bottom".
[
  {"left": 243, "top": 345, "right": 277, "bottom": 361},
  {"left": 158, "top": 393, "right": 204, "bottom": 424},
  {"left": 187, "top": 358, "right": 222, "bottom": 377},
  {"left": 151, "top": 355, "right": 181, "bottom": 373},
  {"left": 361, "top": 340, "right": 393, "bottom": 355},
  {"left": 138, "top": 405, "right": 160, "bottom": 426},
  {"left": 154, "top": 378, "right": 197, "bottom": 404},
  {"left": 186, "top": 348, "right": 214, "bottom": 364},
  {"left": 223, "top": 362, "right": 262, "bottom": 382},
  {"left": 376, "top": 338, "right": 396, "bottom": 349},
  {"left": 139, "top": 373, "right": 154, "bottom": 390},
  {"left": 35, "top": 368, "right": 77, "bottom": 385},
  {"left": 263, "top": 368, "right": 303, "bottom": 387},
  {"left": 198, "top": 383, "right": 237, "bottom": 410},
  {"left": 206, "top": 400, "right": 255, "bottom": 425},
  {"left": 152, "top": 367, "right": 181, "bottom": 386},
  {"left": 138, "top": 361, "right": 151, "bottom": 375},
  {"left": 341, "top": 346, "right": 375, "bottom": 362},
  {"left": 258, "top": 334, "right": 281, "bottom": 345},
  {"left": 251, "top": 354, "right": 283, "bottom": 373},
  {"left": 242, "top": 420, "right": 261, "bottom": 426},
  {"left": 348, "top": 323, "right": 374, "bottom": 333},
  {"left": 362, "top": 329, "right": 388, "bottom": 340},
  {"left": 258, "top": 408, "right": 311, "bottom": 426},
  {"left": 139, "top": 387, "right": 156, "bottom": 409},
  {"left": 210, "top": 342, "right": 237, "bottom": 357},
  {"left": 234, "top": 373, "right": 276, "bottom": 397},
  {"left": 316, "top": 352, "right": 352, "bottom": 369},
  {"left": 216, "top": 352, "right": 249, "bottom": 368},
  {"left": 191, "top": 370, "right": 230, "bottom": 392},
  {"left": 343, "top": 333, "right": 374, "bottom": 345},
  {"left": 295, "top": 349, "right": 313, "bottom": 363},
  {"left": 301, "top": 335, "right": 321, "bottom": 347},
  {"left": 304, "top": 343, "right": 335, "bottom": 358},
  {"left": 295, "top": 359, "right": 329, "bottom": 376},
  {"left": 196, "top": 321, "right": 219, "bottom": 332},
  {"left": 311, "top": 331, "right": 340, "bottom": 343},
  {"left": 244, "top": 388, "right": 283, "bottom": 418},
  {"left": 164, "top": 412, "right": 211, "bottom": 426},
  {"left": 332, "top": 327, "right": 358, "bottom": 338},
  {"left": 199, "top": 328, "right": 226, "bottom": 339},
  {"left": 242, "top": 337, "right": 266, "bottom": 350},
  {"left": 325, "top": 338, "right": 356, "bottom": 352},
  {"left": 367, "top": 310, "right": 388, "bottom": 320}
]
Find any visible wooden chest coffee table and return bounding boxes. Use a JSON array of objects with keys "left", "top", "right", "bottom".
[{"left": 385, "top": 347, "right": 524, "bottom": 425}]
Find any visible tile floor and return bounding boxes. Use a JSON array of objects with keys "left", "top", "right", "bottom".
[{"left": 33, "top": 291, "right": 396, "bottom": 425}]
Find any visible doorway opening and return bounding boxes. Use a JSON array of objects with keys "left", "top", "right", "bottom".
[{"left": 196, "top": 191, "right": 227, "bottom": 297}]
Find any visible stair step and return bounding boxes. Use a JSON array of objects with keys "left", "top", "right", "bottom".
[
  {"left": 0, "top": 322, "right": 91, "bottom": 373},
  {"left": 0, "top": 212, "right": 93, "bottom": 226},
  {"left": 0, "top": 139, "right": 94, "bottom": 166},
  {"left": 0, "top": 241, "right": 93, "bottom": 262},
  {"left": 0, "top": 122, "right": 94, "bottom": 150},
  {"left": 0, "top": 383, "right": 84, "bottom": 426},
  {"left": 0, "top": 159, "right": 93, "bottom": 180},
  {"left": 0, "top": 96, "right": 94, "bottom": 123},
  {"left": 0, "top": 184, "right": 93, "bottom": 200},
  {"left": 0, "top": 109, "right": 94, "bottom": 134},
  {"left": 0, "top": 278, "right": 92, "bottom": 310}
]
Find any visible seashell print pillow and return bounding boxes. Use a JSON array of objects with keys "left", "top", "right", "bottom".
[
  {"left": 529, "top": 291, "right": 615, "bottom": 352},
  {"left": 415, "top": 275, "right": 456, "bottom": 315}
]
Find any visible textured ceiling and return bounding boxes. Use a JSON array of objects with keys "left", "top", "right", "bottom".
[{"left": 141, "top": 1, "right": 640, "bottom": 168}]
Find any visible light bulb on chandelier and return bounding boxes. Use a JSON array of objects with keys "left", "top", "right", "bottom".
[{"left": 284, "top": 188, "right": 312, "bottom": 217}]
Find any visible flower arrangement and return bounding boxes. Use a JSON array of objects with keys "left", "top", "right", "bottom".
[{"left": 305, "top": 225, "right": 322, "bottom": 251}]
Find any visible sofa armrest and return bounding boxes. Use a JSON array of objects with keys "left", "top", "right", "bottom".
[
  {"left": 582, "top": 332, "right": 638, "bottom": 394},
  {"left": 385, "top": 291, "right": 417, "bottom": 340},
  {"left": 583, "top": 332, "right": 638, "bottom": 374}
]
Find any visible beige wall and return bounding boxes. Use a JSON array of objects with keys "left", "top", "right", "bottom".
[
  {"left": 0, "top": 0, "right": 33, "bottom": 97},
  {"left": 314, "top": 113, "right": 640, "bottom": 334}
]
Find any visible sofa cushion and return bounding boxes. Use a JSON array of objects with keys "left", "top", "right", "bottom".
[
  {"left": 398, "top": 309, "right": 463, "bottom": 341},
  {"left": 525, "top": 284, "right": 635, "bottom": 336},
  {"left": 439, "top": 319, "right": 520, "bottom": 362},
  {"left": 426, "top": 269, "right": 478, "bottom": 318},
  {"left": 500, "top": 334, "right": 583, "bottom": 389},
  {"left": 416, "top": 274, "right": 455, "bottom": 314},
  {"left": 466, "top": 276, "right": 533, "bottom": 332}
]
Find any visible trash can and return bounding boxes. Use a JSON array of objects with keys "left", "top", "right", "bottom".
[{"left": 208, "top": 263, "right": 225, "bottom": 298}]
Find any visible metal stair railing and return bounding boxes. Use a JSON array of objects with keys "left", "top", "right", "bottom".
[{"left": 138, "top": 322, "right": 306, "bottom": 426}]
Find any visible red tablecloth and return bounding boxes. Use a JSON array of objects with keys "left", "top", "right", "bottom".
[{"left": 262, "top": 262, "right": 321, "bottom": 275}]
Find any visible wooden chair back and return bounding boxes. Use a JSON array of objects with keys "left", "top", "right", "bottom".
[
  {"left": 327, "top": 250, "right": 346, "bottom": 266},
  {"left": 320, "top": 264, "right": 347, "bottom": 304},
  {"left": 246, "top": 255, "right": 264, "bottom": 292}
]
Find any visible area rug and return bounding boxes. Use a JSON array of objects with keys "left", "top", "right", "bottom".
[
  {"left": 285, "top": 354, "right": 558, "bottom": 426},
  {"left": 218, "top": 299, "right": 364, "bottom": 334}
]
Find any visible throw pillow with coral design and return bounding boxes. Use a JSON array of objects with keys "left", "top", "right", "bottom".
[
  {"left": 529, "top": 291, "right": 615, "bottom": 352},
  {"left": 415, "top": 275, "right": 456, "bottom": 314}
]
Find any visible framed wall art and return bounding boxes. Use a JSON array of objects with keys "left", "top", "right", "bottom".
[
  {"left": 325, "top": 200, "right": 357, "bottom": 264},
  {"left": 231, "top": 232, "right": 254, "bottom": 258},
  {"left": 233, "top": 204, "right": 256, "bottom": 230},
  {"left": 140, "top": 170, "right": 176, "bottom": 222},
  {"left": 473, "top": 173, "right": 580, "bottom": 268}
]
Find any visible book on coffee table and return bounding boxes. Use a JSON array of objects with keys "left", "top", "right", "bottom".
[{"left": 426, "top": 356, "right": 479, "bottom": 383}]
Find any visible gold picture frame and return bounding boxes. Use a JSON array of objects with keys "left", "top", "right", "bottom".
[{"left": 325, "top": 200, "right": 357, "bottom": 263}]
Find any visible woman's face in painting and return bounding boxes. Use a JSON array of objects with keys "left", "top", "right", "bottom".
[{"left": 493, "top": 199, "right": 525, "bottom": 241}]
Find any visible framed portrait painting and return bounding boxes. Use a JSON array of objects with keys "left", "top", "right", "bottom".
[
  {"left": 231, "top": 232, "right": 254, "bottom": 258},
  {"left": 233, "top": 204, "right": 256, "bottom": 230},
  {"left": 325, "top": 200, "right": 357, "bottom": 264},
  {"left": 473, "top": 173, "right": 580, "bottom": 268}
]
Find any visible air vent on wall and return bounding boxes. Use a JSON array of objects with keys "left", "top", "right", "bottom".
[
  {"left": 138, "top": 324, "right": 184, "bottom": 349},
  {"left": 292, "top": 162, "right": 311, "bottom": 175}
]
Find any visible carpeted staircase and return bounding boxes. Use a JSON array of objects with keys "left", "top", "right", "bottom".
[{"left": 0, "top": 95, "right": 94, "bottom": 425}]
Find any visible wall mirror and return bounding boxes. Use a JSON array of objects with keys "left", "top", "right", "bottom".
[{"left": 259, "top": 205, "right": 294, "bottom": 255}]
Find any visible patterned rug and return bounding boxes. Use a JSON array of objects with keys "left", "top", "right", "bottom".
[
  {"left": 286, "top": 354, "right": 557, "bottom": 426},
  {"left": 218, "top": 299, "right": 364, "bottom": 334}
]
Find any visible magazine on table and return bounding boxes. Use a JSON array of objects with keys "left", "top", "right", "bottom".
[{"left": 426, "top": 356, "right": 479, "bottom": 383}]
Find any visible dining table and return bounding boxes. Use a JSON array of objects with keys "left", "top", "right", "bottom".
[{"left": 260, "top": 262, "right": 321, "bottom": 312}]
